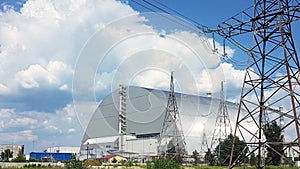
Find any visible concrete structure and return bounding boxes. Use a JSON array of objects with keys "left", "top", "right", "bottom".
[
  {"left": 80, "top": 86, "right": 240, "bottom": 159},
  {"left": 0, "top": 144, "right": 24, "bottom": 159}
]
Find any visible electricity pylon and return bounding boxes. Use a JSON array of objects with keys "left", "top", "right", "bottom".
[
  {"left": 200, "top": 124, "right": 208, "bottom": 160},
  {"left": 158, "top": 72, "right": 187, "bottom": 161},
  {"left": 216, "top": 1, "right": 300, "bottom": 168},
  {"left": 210, "top": 81, "right": 232, "bottom": 162}
]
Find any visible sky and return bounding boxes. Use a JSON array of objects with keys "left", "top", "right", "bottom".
[{"left": 0, "top": 0, "right": 297, "bottom": 155}]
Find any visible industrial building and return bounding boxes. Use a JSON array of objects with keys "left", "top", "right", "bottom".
[
  {"left": 0, "top": 144, "right": 24, "bottom": 159},
  {"left": 30, "top": 152, "right": 71, "bottom": 161},
  {"left": 28, "top": 146, "right": 79, "bottom": 162},
  {"left": 80, "top": 86, "right": 240, "bottom": 159}
]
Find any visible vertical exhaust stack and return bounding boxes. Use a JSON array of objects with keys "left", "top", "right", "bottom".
[{"left": 119, "top": 84, "right": 127, "bottom": 152}]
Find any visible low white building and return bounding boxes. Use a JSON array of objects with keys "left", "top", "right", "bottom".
[
  {"left": 81, "top": 134, "right": 159, "bottom": 159},
  {"left": 124, "top": 136, "right": 158, "bottom": 156},
  {"left": 46, "top": 146, "right": 80, "bottom": 154}
]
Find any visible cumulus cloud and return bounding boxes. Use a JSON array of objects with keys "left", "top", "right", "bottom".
[
  {"left": 0, "top": 103, "right": 86, "bottom": 152},
  {"left": 15, "top": 61, "right": 72, "bottom": 89},
  {"left": 0, "top": 130, "right": 38, "bottom": 142},
  {"left": 15, "top": 64, "right": 57, "bottom": 88},
  {"left": 8, "top": 117, "right": 38, "bottom": 128},
  {"left": 0, "top": 0, "right": 137, "bottom": 94},
  {"left": 74, "top": 12, "right": 243, "bottom": 104},
  {"left": 0, "top": 108, "right": 13, "bottom": 118}
]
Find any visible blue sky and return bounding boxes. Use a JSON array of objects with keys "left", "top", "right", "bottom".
[
  {"left": 0, "top": 0, "right": 26, "bottom": 12},
  {"left": 0, "top": 0, "right": 298, "bottom": 155},
  {"left": 128, "top": 0, "right": 253, "bottom": 28}
]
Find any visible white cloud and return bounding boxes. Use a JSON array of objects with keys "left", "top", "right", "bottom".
[
  {"left": 45, "top": 125, "right": 61, "bottom": 133},
  {"left": 0, "top": 104, "right": 84, "bottom": 146},
  {"left": 68, "top": 128, "right": 76, "bottom": 133},
  {"left": 0, "top": 108, "right": 13, "bottom": 118},
  {"left": 2, "top": 0, "right": 246, "bottom": 101},
  {"left": 15, "top": 61, "right": 72, "bottom": 89},
  {"left": 90, "top": 32, "right": 226, "bottom": 95},
  {"left": 0, "top": 83, "right": 10, "bottom": 94},
  {"left": 15, "top": 64, "right": 57, "bottom": 88},
  {"left": 95, "top": 70, "right": 116, "bottom": 92},
  {"left": 59, "top": 84, "right": 69, "bottom": 91},
  {"left": 193, "top": 62, "right": 245, "bottom": 97},
  {"left": 8, "top": 117, "right": 38, "bottom": 128},
  {"left": 56, "top": 104, "right": 76, "bottom": 123},
  {"left": 0, "top": 0, "right": 137, "bottom": 93},
  {"left": 0, "top": 121, "right": 4, "bottom": 131},
  {"left": 0, "top": 130, "right": 38, "bottom": 142}
]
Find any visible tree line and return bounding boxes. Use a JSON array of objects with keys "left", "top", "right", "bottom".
[{"left": 195, "top": 121, "right": 287, "bottom": 166}]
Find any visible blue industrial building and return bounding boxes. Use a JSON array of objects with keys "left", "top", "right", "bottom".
[{"left": 30, "top": 152, "right": 72, "bottom": 161}]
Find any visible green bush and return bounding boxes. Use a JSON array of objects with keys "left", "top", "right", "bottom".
[
  {"left": 147, "top": 158, "right": 181, "bottom": 169},
  {"left": 11, "top": 153, "right": 26, "bottom": 162},
  {"left": 65, "top": 154, "right": 87, "bottom": 169},
  {"left": 28, "top": 158, "right": 37, "bottom": 162},
  {"left": 124, "top": 161, "right": 133, "bottom": 167}
]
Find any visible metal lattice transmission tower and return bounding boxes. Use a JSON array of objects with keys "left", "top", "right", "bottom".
[
  {"left": 216, "top": 0, "right": 300, "bottom": 168},
  {"left": 200, "top": 124, "right": 209, "bottom": 157},
  {"left": 158, "top": 72, "right": 187, "bottom": 160},
  {"left": 210, "top": 81, "right": 233, "bottom": 151}
]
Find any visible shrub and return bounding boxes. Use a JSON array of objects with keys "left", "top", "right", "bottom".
[
  {"left": 84, "top": 158, "right": 102, "bottom": 166},
  {"left": 124, "top": 161, "right": 133, "bottom": 167},
  {"left": 28, "top": 158, "right": 37, "bottom": 162},
  {"left": 65, "top": 155, "right": 87, "bottom": 169},
  {"left": 147, "top": 158, "right": 181, "bottom": 169}
]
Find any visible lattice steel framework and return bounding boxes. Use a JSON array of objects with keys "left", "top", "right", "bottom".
[
  {"left": 211, "top": 81, "right": 233, "bottom": 149},
  {"left": 200, "top": 125, "right": 209, "bottom": 160},
  {"left": 158, "top": 72, "right": 187, "bottom": 161},
  {"left": 216, "top": 0, "right": 300, "bottom": 168},
  {"left": 200, "top": 124, "right": 208, "bottom": 155},
  {"left": 118, "top": 84, "right": 127, "bottom": 152}
]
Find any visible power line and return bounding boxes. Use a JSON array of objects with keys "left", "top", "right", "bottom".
[
  {"left": 131, "top": 0, "right": 210, "bottom": 34},
  {"left": 144, "top": 0, "right": 208, "bottom": 30}
]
